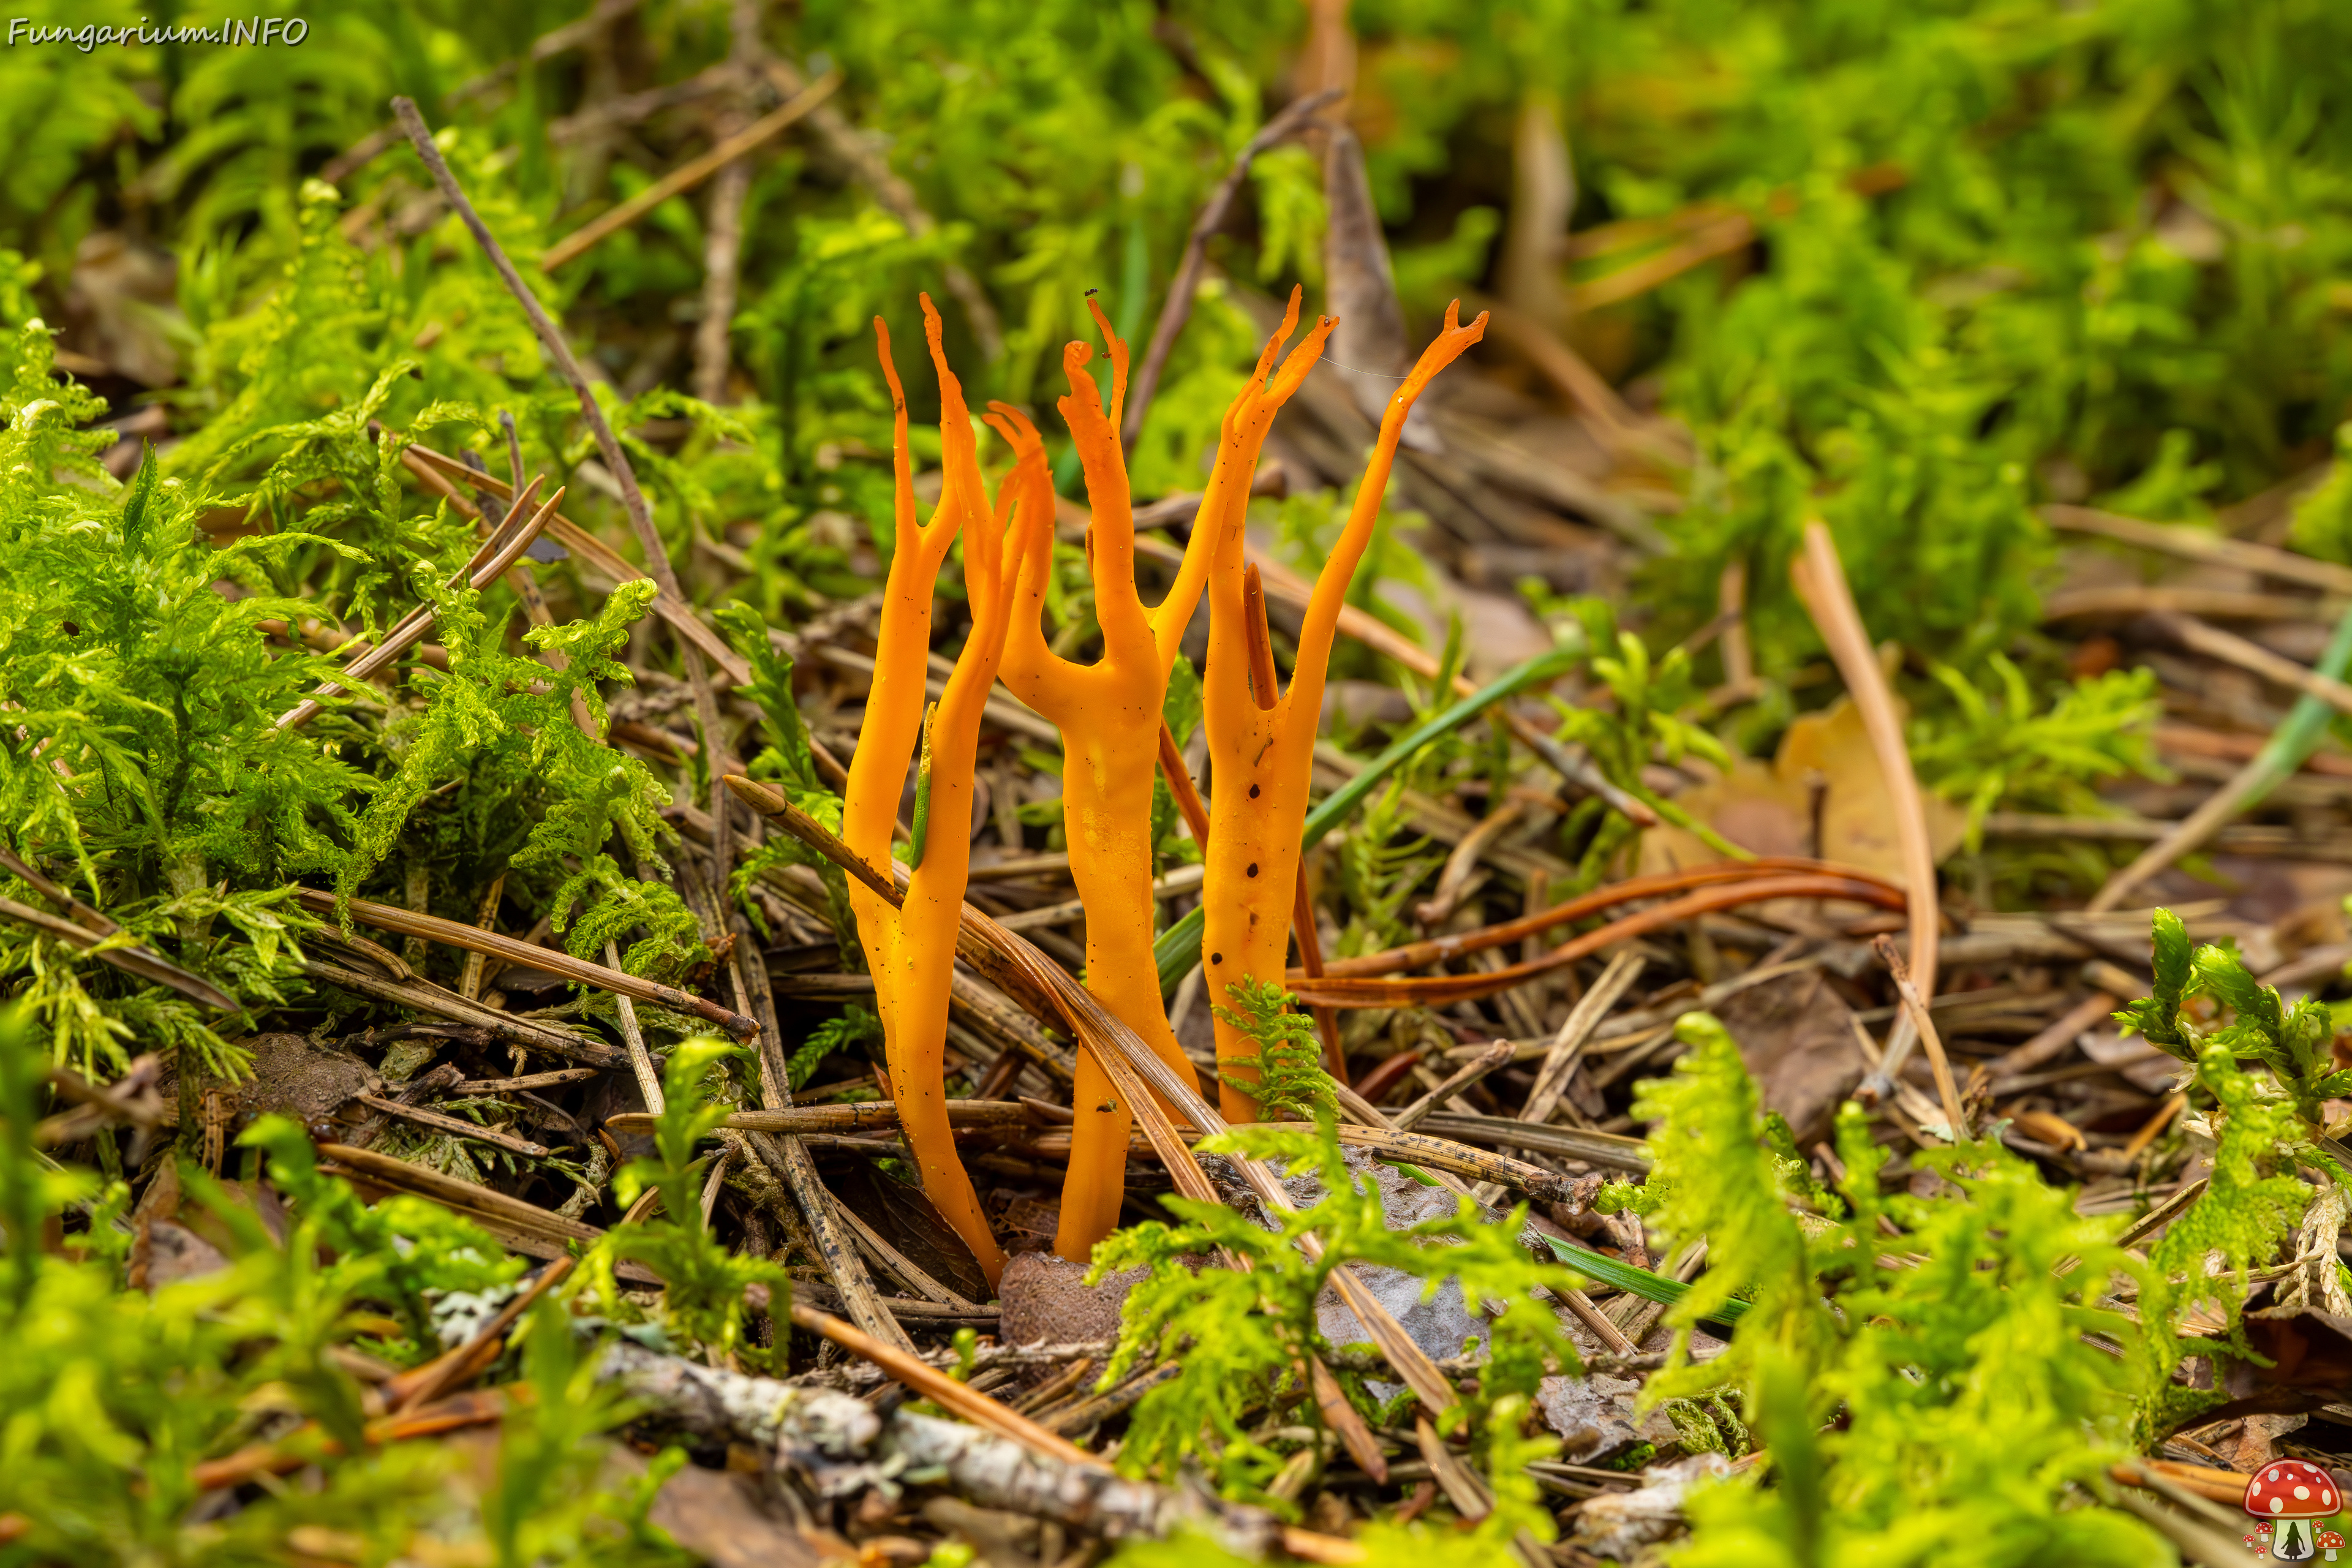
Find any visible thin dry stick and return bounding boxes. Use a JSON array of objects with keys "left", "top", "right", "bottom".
[
  {"left": 289, "top": 888, "right": 755, "bottom": 1039},
  {"left": 301, "top": 959, "right": 624, "bottom": 1069},
  {"left": 2091, "top": 593, "right": 2352, "bottom": 913},
  {"left": 1121, "top": 88, "right": 1344, "bottom": 453},
  {"left": 319, "top": 1143, "right": 608, "bottom": 1246},
  {"left": 457, "top": 870, "right": 506, "bottom": 1003},
  {"left": 604, "top": 1101, "right": 1030, "bottom": 1136},
  {"left": 2154, "top": 610, "right": 2352, "bottom": 716},
  {"left": 688, "top": 0, "right": 761, "bottom": 404},
  {"left": 391, "top": 96, "right": 739, "bottom": 911},
  {"left": 453, "top": 1068, "right": 599, "bottom": 1095},
  {"left": 1991, "top": 990, "right": 2119, "bottom": 1084},
  {"left": 1325, "top": 1123, "right": 1593, "bottom": 1207},
  {"left": 1872, "top": 935, "right": 1969, "bottom": 1142},
  {"left": 1520, "top": 949, "right": 1645, "bottom": 1128},
  {"left": 1458, "top": 297, "right": 1646, "bottom": 453},
  {"left": 276, "top": 482, "right": 560, "bottom": 729},
  {"left": 693, "top": 145, "right": 752, "bottom": 402},
  {"left": 698, "top": 1142, "right": 731, "bottom": 1225},
  {"left": 1570, "top": 211, "right": 1755, "bottom": 311},
  {"left": 1415, "top": 799, "right": 1526, "bottom": 926},
  {"left": 1155, "top": 720, "right": 1213, "bottom": 846},
  {"left": 461, "top": 442, "right": 598, "bottom": 740},
  {"left": 2091, "top": 765, "right": 2270, "bottom": 916},
  {"left": 389, "top": 1256, "right": 575, "bottom": 1414},
  {"left": 397, "top": 442, "right": 752, "bottom": 683},
  {"left": 1327, "top": 861, "right": 1885, "bottom": 980},
  {"left": 1789, "top": 519, "right": 1940, "bottom": 1091},
  {"left": 829, "top": 1196, "right": 983, "bottom": 1313},
  {"left": 353, "top": 1094, "right": 549, "bottom": 1159},
  {"left": 1555, "top": 1287, "right": 1637, "bottom": 1356},
  {"left": 1717, "top": 558, "right": 1755, "bottom": 692},
  {"left": 2044, "top": 503, "right": 2352, "bottom": 596},
  {"left": 540, "top": 71, "right": 839, "bottom": 271},
  {"left": 726, "top": 910, "right": 914, "bottom": 1352},
  {"left": 0, "top": 848, "right": 233, "bottom": 1010},
  {"left": 606, "top": 940, "right": 665, "bottom": 1114},
  {"left": 1389, "top": 1038, "right": 1513, "bottom": 1133},
  {"left": 1289, "top": 873, "right": 1902, "bottom": 1008},
  {"left": 787, "top": 1300, "right": 1107, "bottom": 1470}
]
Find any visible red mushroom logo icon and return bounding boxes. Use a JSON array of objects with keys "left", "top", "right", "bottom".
[
  {"left": 2319, "top": 1529, "right": 2343, "bottom": 1561},
  {"left": 2247, "top": 1461, "right": 2339, "bottom": 1561}
]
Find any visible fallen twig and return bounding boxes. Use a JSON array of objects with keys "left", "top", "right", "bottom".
[
  {"left": 2091, "top": 593, "right": 2352, "bottom": 912},
  {"left": 396, "top": 440, "right": 754, "bottom": 685},
  {"left": 1790, "top": 519, "right": 1941, "bottom": 1094},
  {"left": 276, "top": 481, "right": 562, "bottom": 729},
  {"left": 2152, "top": 610, "right": 2352, "bottom": 717},
  {"left": 290, "top": 887, "right": 755, "bottom": 1039},
  {"left": 192, "top": 1388, "right": 511, "bottom": 1493},
  {"left": 392, "top": 95, "right": 739, "bottom": 902},
  {"left": 1388, "top": 1038, "right": 1513, "bottom": 1134},
  {"left": 604, "top": 1099, "right": 1031, "bottom": 1137},
  {"left": 1120, "top": 88, "right": 1343, "bottom": 453},
  {"left": 725, "top": 910, "right": 916, "bottom": 1353},
  {"left": 540, "top": 72, "right": 840, "bottom": 271},
  {"left": 1871, "top": 935, "right": 1969, "bottom": 1142},
  {"left": 352, "top": 1092, "right": 551, "bottom": 1159},
  {"left": 1321, "top": 859, "right": 1883, "bottom": 978},
  {"left": 1288, "top": 873, "right": 1902, "bottom": 1008},
  {"left": 597, "top": 1336, "right": 1354, "bottom": 1558},
  {"left": 1520, "top": 949, "right": 1644, "bottom": 1128},
  {"left": 318, "top": 1142, "right": 606, "bottom": 1247},
  {"left": 786, "top": 1300, "right": 1103, "bottom": 1469},
  {"left": 388, "top": 1256, "right": 575, "bottom": 1414},
  {"left": 2046, "top": 503, "right": 2352, "bottom": 596},
  {"left": 301, "top": 957, "right": 625, "bottom": 1069}
]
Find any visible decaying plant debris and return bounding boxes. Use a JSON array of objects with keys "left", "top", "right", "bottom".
[{"left": 13, "top": 2, "right": 2352, "bottom": 1566}]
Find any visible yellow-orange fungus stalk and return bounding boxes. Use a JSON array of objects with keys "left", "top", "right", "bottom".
[
  {"left": 843, "top": 295, "right": 1034, "bottom": 1287},
  {"left": 996, "top": 296, "right": 1247, "bottom": 1261},
  {"left": 1202, "top": 301, "right": 1487, "bottom": 1122}
]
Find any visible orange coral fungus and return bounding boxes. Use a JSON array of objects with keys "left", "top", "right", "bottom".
[
  {"left": 992, "top": 296, "right": 1322, "bottom": 1261},
  {"left": 841, "top": 296, "right": 1037, "bottom": 1287},
  {"left": 1200, "top": 301, "right": 1487, "bottom": 1122}
]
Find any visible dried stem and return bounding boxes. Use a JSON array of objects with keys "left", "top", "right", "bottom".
[
  {"left": 290, "top": 888, "right": 755, "bottom": 1039},
  {"left": 539, "top": 72, "right": 839, "bottom": 271},
  {"left": 1788, "top": 518, "right": 1940, "bottom": 1088},
  {"left": 389, "top": 96, "right": 737, "bottom": 915},
  {"left": 1121, "top": 88, "right": 1343, "bottom": 453}
]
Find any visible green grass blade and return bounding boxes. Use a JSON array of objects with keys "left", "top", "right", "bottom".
[{"left": 1539, "top": 1232, "right": 1750, "bottom": 1329}]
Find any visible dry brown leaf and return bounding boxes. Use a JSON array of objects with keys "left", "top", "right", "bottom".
[
  {"left": 1713, "top": 969, "right": 1864, "bottom": 1145},
  {"left": 1638, "top": 697, "right": 1966, "bottom": 885}
]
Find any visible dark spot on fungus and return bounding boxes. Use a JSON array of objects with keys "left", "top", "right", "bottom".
[
  {"left": 1211, "top": 951, "right": 1224, "bottom": 964},
  {"left": 1246, "top": 862, "right": 1259, "bottom": 877},
  {"left": 1248, "top": 784, "right": 1261, "bottom": 799}
]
